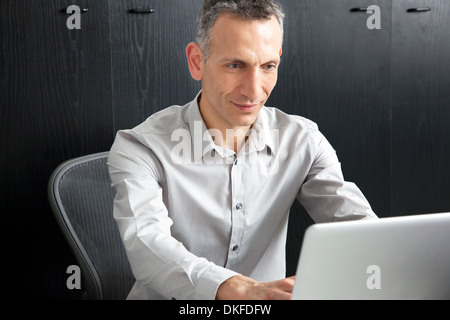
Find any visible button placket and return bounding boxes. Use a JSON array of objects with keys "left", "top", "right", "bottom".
[{"left": 226, "top": 155, "right": 245, "bottom": 267}]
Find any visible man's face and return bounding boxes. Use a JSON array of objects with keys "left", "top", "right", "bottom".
[{"left": 198, "top": 14, "right": 282, "bottom": 131}]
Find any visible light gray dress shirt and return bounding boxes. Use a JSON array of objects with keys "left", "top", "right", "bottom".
[{"left": 108, "top": 91, "right": 377, "bottom": 300}]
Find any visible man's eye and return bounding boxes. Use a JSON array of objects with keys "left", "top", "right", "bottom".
[
  {"left": 264, "top": 65, "right": 276, "bottom": 71},
  {"left": 228, "top": 63, "right": 241, "bottom": 69}
]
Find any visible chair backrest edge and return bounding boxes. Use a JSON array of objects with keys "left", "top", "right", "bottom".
[{"left": 47, "top": 152, "right": 111, "bottom": 300}]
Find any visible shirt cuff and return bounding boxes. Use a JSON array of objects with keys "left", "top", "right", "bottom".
[{"left": 195, "top": 265, "right": 240, "bottom": 300}]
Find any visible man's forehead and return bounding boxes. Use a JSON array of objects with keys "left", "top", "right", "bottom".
[{"left": 209, "top": 14, "right": 282, "bottom": 55}]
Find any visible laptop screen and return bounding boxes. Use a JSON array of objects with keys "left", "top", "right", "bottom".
[{"left": 291, "top": 212, "right": 450, "bottom": 300}]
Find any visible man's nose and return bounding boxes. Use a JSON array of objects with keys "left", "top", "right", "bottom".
[{"left": 240, "top": 68, "right": 263, "bottom": 101}]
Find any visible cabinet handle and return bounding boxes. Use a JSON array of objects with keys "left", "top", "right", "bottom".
[
  {"left": 350, "top": 7, "right": 368, "bottom": 12},
  {"left": 128, "top": 9, "right": 155, "bottom": 14},
  {"left": 60, "top": 8, "right": 88, "bottom": 14},
  {"left": 407, "top": 7, "right": 431, "bottom": 13}
]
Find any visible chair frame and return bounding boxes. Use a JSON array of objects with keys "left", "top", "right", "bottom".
[{"left": 48, "top": 152, "right": 112, "bottom": 300}]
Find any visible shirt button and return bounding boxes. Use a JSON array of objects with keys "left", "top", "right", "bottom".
[
  {"left": 232, "top": 245, "right": 239, "bottom": 251},
  {"left": 235, "top": 203, "right": 243, "bottom": 210}
]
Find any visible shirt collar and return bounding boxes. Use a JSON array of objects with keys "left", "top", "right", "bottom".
[
  {"left": 187, "top": 91, "right": 277, "bottom": 163},
  {"left": 248, "top": 109, "right": 278, "bottom": 156}
]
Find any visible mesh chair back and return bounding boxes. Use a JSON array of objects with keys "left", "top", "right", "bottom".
[{"left": 48, "top": 152, "right": 134, "bottom": 300}]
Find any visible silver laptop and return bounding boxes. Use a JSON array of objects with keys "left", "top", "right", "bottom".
[{"left": 291, "top": 212, "right": 450, "bottom": 300}]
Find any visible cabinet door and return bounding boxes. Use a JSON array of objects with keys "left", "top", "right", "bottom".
[
  {"left": 109, "top": 0, "right": 203, "bottom": 131},
  {"left": 0, "top": 0, "right": 113, "bottom": 298},
  {"left": 273, "top": 0, "right": 392, "bottom": 215},
  {"left": 391, "top": 0, "right": 450, "bottom": 214},
  {"left": 274, "top": 0, "right": 391, "bottom": 276}
]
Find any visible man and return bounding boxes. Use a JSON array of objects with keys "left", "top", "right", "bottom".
[{"left": 108, "top": 0, "right": 377, "bottom": 300}]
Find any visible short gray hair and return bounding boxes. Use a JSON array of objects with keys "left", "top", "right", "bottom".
[{"left": 196, "top": 0, "right": 285, "bottom": 61}]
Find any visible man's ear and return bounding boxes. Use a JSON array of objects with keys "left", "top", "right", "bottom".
[{"left": 186, "top": 42, "right": 204, "bottom": 81}]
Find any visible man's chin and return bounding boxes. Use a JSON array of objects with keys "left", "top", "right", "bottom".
[{"left": 232, "top": 115, "right": 259, "bottom": 129}]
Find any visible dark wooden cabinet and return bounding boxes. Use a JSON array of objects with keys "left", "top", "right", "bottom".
[
  {"left": 277, "top": 0, "right": 392, "bottom": 276},
  {"left": 276, "top": 0, "right": 450, "bottom": 276},
  {"left": 274, "top": 0, "right": 392, "bottom": 213},
  {"left": 391, "top": 0, "right": 450, "bottom": 215},
  {"left": 108, "top": 0, "right": 201, "bottom": 131},
  {"left": 1, "top": 0, "right": 449, "bottom": 298},
  {"left": 1, "top": 0, "right": 203, "bottom": 299},
  {"left": 1, "top": 0, "right": 114, "bottom": 299}
]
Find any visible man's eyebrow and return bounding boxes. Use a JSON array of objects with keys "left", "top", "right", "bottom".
[
  {"left": 218, "top": 58, "right": 247, "bottom": 64},
  {"left": 219, "top": 57, "right": 281, "bottom": 65}
]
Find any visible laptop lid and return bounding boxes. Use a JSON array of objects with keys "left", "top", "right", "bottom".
[{"left": 291, "top": 212, "right": 450, "bottom": 300}]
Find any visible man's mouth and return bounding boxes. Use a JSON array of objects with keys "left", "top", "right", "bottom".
[{"left": 232, "top": 102, "right": 259, "bottom": 113}]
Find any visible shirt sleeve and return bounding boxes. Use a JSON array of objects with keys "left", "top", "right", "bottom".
[
  {"left": 108, "top": 131, "right": 238, "bottom": 300},
  {"left": 297, "top": 128, "right": 378, "bottom": 223}
]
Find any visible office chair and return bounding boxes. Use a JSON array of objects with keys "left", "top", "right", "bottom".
[{"left": 48, "top": 152, "right": 134, "bottom": 300}]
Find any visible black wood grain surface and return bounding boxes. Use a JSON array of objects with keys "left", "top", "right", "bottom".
[
  {"left": 109, "top": 0, "right": 202, "bottom": 132},
  {"left": 1, "top": 0, "right": 114, "bottom": 299},
  {"left": 275, "top": 0, "right": 391, "bottom": 277},
  {"left": 391, "top": 0, "right": 450, "bottom": 215}
]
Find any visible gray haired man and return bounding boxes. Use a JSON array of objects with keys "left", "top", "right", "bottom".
[{"left": 108, "top": 0, "right": 377, "bottom": 300}]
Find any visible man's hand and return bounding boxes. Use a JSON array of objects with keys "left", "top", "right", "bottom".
[{"left": 216, "top": 275, "right": 296, "bottom": 300}]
